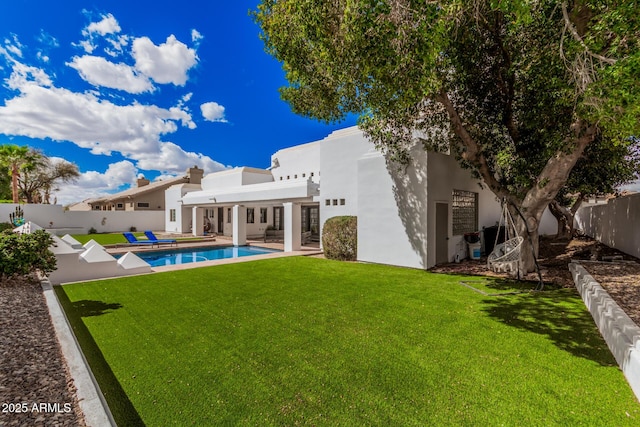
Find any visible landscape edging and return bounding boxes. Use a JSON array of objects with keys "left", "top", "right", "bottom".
[
  {"left": 569, "top": 261, "right": 640, "bottom": 401},
  {"left": 41, "top": 279, "right": 116, "bottom": 427}
]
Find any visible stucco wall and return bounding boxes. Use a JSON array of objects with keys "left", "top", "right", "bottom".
[
  {"left": 318, "top": 127, "right": 372, "bottom": 237},
  {"left": 575, "top": 193, "right": 640, "bottom": 259},
  {"left": 271, "top": 141, "right": 321, "bottom": 184},
  {"left": 0, "top": 204, "right": 164, "bottom": 234},
  {"left": 358, "top": 150, "right": 428, "bottom": 268}
]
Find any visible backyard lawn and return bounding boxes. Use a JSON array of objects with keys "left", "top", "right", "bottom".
[{"left": 56, "top": 257, "right": 639, "bottom": 426}]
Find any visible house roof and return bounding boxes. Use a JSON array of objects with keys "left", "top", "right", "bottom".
[
  {"left": 181, "top": 179, "right": 319, "bottom": 206},
  {"left": 86, "top": 175, "right": 189, "bottom": 204}
]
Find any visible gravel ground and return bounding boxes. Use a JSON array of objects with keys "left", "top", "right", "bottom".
[{"left": 0, "top": 276, "right": 85, "bottom": 427}]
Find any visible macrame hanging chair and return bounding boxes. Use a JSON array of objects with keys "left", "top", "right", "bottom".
[{"left": 487, "top": 202, "right": 524, "bottom": 274}]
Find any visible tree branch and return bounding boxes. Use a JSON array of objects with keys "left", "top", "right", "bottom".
[
  {"left": 436, "top": 89, "right": 512, "bottom": 200},
  {"left": 561, "top": 2, "right": 616, "bottom": 65}
]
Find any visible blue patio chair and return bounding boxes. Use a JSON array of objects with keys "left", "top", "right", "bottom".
[
  {"left": 144, "top": 231, "right": 178, "bottom": 246},
  {"left": 123, "top": 232, "right": 157, "bottom": 247}
]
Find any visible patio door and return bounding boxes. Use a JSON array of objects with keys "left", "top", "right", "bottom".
[
  {"left": 273, "top": 206, "right": 284, "bottom": 230},
  {"left": 217, "top": 207, "right": 224, "bottom": 234},
  {"left": 435, "top": 202, "right": 449, "bottom": 264}
]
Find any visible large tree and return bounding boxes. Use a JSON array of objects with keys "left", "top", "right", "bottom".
[
  {"left": 18, "top": 153, "right": 80, "bottom": 204},
  {"left": 255, "top": 0, "right": 640, "bottom": 274}
]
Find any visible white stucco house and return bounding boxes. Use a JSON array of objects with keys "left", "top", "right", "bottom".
[{"left": 164, "top": 126, "right": 555, "bottom": 269}]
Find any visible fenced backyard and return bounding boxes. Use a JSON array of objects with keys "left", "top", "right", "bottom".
[{"left": 56, "top": 257, "right": 639, "bottom": 426}]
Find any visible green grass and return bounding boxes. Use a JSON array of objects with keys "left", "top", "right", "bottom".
[
  {"left": 57, "top": 257, "right": 640, "bottom": 426},
  {"left": 71, "top": 232, "right": 146, "bottom": 245}
]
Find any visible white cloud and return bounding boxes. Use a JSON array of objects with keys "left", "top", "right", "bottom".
[
  {"left": 621, "top": 180, "right": 640, "bottom": 193},
  {"left": 84, "top": 13, "right": 121, "bottom": 37},
  {"left": 191, "top": 29, "right": 203, "bottom": 43},
  {"left": 132, "top": 35, "right": 198, "bottom": 86},
  {"left": 68, "top": 55, "right": 153, "bottom": 93},
  {"left": 200, "top": 101, "right": 227, "bottom": 122},
  {"left": 53, "top": 160, "right": 138, "bottom": 205},
  {"left": 133, "top": 141, "right": 227, "bottom": 174},
  {"left": 4, "top": 35, "right": 23, "bottom": 58},
  {"left": 0, "top": 22, "right": 228, "bottom": 182}
]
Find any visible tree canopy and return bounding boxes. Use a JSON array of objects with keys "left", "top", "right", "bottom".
[
  {"left": 255, "top": 0, "right": 640, "bottom": 273},
  {"left": 0, "top": 145, "right": 80, "bottom": 204}
]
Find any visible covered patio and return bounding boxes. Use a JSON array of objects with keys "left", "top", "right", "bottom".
[{"left": 180, "top": 179, "right": 320, "bottom": 252}]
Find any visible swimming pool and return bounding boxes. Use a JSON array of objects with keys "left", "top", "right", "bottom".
[{"left": 122, "top": 245, "right": 281, "bottom": 267}]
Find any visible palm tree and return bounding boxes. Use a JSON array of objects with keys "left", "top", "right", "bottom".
[{"left": 0, "top": 144, "right": 40, "bottom": 203}]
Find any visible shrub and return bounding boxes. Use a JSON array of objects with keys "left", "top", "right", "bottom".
[
  {"left": 0, "top": 229, "right": 56, "bottom": 279},
  {"left": 322, "top": 216, "right": 357, "bottom": 261},
  {"left": 130, "top": 226, "right": 137, "bottom": 232},
  {"left": 0, "top": 222, "right": 13, "bottom": 232},
  {"left": 88, "top": 227, "right": 97, "bottom": 234}
]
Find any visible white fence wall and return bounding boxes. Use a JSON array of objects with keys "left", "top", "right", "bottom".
[
  {"left": 0, "top": 204, "right": 164, "bottom": 235},
  {"left": 575, "top": 193, "right": 640, "bottom": 259}
]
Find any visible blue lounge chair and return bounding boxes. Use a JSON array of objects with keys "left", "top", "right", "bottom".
[
  {"left": 144, "top": 231, "right": 177, "bottom": 246},
  {"left": 123, "top": 232, "right": 158, "bottom": 247}
]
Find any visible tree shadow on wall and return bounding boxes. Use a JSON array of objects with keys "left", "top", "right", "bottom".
[
  {"left": 387, "top": 151, "right": 429, "bottom": 268},
  {"left": 481, "top": 289, "right": 617, "bottom": 366}
]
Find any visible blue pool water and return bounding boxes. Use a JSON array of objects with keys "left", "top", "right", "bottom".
[{"left": 123, "top": 245, "right": 281, "bottom": 267}]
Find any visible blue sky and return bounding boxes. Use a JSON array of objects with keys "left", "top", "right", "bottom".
[{"left": 0, "top": 0, "right": 356, "bottom": 204}]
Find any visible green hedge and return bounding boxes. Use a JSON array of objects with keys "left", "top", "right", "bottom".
[
  {"left": 322, "top": 216, "right": 357, "bottom": 261},
  {"left": 0, "top": 230, "right": 56, "bottom": 279},
  {"left": 0, "top": 222, "right": 13, "bottom": 232}
]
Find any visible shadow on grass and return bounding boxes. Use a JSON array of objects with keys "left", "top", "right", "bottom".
[
  {"left": 71, "top": 300, "right": 123, "bottom": 317},
  {"left": 459, "top": 278, "right": 544, "bottom": 295},
  {"left": 54, "top": 287, "right": 145, "bottom": 427},
  {"left": 481, "top": 289, "right": 617, "bottom": 366}
]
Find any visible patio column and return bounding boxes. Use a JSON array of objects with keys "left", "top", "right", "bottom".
[
  {"left": 232, "top": 204, "right": 246, "bottom": 246},
  {"left": 284, "top": 202, "right": 301, "bottom": 252},
  {"left": 192, "top": 207, "right": 204, "bottom": 237}
]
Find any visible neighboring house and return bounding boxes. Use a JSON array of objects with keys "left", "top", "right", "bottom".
[
  {"left": 165, "top": 127, "right": 556, "bottom": 269},
  {"left": 72, "top": 167, "right": 204, "bottom": 212}
]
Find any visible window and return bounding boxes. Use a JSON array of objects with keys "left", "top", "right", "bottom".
[
  {"left": 93, "top": 205, "right": 100, "bottom": 210},
  {"left": 302, "top": 173, "right": 306, "bottom": 178},
  {"left": 310, "top": 172, "right": 314, "bottom": 177},
  {"left": 325, "top": 199, "right": 330, "bottom": 206},
  {"left": 169, "top": 209, "right": 176, "bottom": 222},
  {"left": 247, "top": 208, "right": 255, "bottom": 224},
  {"left": 332, "top": 199, "right": 338, "bottom": 206},
  {"left": 294, "top": 174, "right": 298, "bottom": 179},
  {"left": 137, "top": 202, "right": 150, "bottom": 208},
  {"left": 280, "top": 177, "right": 283, "bottom": 181},
  {"left": 452, "top": 189, "right": 478, "bottom": 235},
  {"left": 260, "top": 208, "right": 268, "bottom": 223},
  {"left": 340, "top": 199, "right": 345, "bottom": 206},
  {"left": 227, "top": 208, "right": 231, "bottom": 223},
  {"left": 116, "top": 203, "right": 124, "bottom": 209}
]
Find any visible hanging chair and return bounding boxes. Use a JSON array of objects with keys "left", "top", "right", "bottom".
[{"left": 487, "top": 202, "right": 524, "bottom": 274}]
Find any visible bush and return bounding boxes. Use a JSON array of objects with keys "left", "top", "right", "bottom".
[
  {"left": 0, "top": 222, "right": 13, "bottom": 232},
  {"left": 88, "top": 227, "right": 97, "bottom": 234},
  {"left": 130, "top": 226, "right": 137, "bottom": 232},
  {"left": 0, "top": 229, "right": 57, "bottom": 279},
  {"left": 322, "top": 216, "right": 357, "bottom": 261}
]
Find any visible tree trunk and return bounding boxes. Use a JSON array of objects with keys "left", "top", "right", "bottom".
[
  {"left": 508, "top": 203, "right": 544, "bottom": 277},
  {"left": 11, "top": 163, "right": 19, "bottom": 204},
  {"left": 548, "top": 199, "right": 574, "bottom": 240}
]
